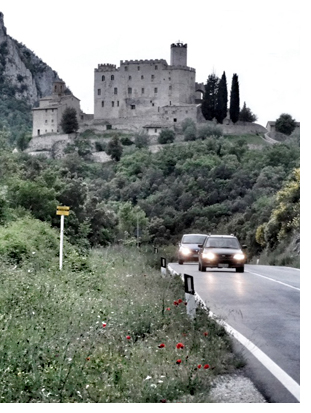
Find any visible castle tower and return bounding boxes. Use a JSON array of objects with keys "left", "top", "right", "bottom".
[{"left": 170, "top": 42, "right": 187, "bottom": 66}]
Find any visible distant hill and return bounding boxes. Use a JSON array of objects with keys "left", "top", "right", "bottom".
[{"left": 0, "top": 12, "right": 68, "bottom": 142}]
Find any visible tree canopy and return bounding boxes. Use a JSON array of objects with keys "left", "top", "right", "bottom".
[{"left": 275, "top": 113, "right": 296, "bottom": 136}]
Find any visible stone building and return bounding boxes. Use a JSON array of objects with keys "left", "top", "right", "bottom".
[
  {"left": 93, "top": 43, "right": 204, "bottom": 132},
  {"left": 32, "top": 80, "right": 81, "bottom": 137}
]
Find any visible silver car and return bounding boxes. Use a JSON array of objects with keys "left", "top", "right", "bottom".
[{"left": 178, "top": 233, "right": 208, "bottom": 264}]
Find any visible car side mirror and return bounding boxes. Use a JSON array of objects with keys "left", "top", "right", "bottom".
[{"left": 198, "top": 244, "right": 203, "bottom": 248}]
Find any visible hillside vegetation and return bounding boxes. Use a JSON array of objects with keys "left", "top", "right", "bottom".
[{"left": 0, "top": 126, "right": 300, "bottom": 266}]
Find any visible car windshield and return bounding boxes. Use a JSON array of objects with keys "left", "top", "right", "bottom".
[
  {"left": 182, "top": 235, "right": 206, "bottom": 244},
  {"left": 205, "top": 237, "right": 240, "bottom": 249}
]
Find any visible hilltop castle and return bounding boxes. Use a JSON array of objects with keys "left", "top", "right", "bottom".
[{"left": 92, "top": 42, "right": 204, "bottom": 134}]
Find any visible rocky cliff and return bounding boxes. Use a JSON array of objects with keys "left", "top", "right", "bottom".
[{"left": 0, "top": 11, "right": 62, "bottom": 106}]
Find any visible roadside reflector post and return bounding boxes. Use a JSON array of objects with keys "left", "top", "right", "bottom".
[
  {"left": 56, "top": 206, "right": 70, "bottom": 270},
  {"left": 160, "top": 257, "right": 167, "bottom": 276},
  {"left": 184, "top": 273, "right": 196, "bottom": 319}
]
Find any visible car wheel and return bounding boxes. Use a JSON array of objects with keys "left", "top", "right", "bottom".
[
  {"left": 236, "top": 266, "right": 244, "bottom": 273},
  {"left": 178, "top": 259, "right": 184, "bottom": 265}
]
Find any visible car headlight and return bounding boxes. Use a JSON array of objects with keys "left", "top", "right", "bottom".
[
  {"left": 180, "top": 246, "right": 191, "bottom": 256},
  {"left": 233, "top": 253, "right": 245, "bottom": 260},
  {"left": 202, "top": 252, "right": 216, "bottom": 260}
]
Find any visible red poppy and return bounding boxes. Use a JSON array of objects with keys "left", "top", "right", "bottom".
[
  {"left": 204, "top": 364, "right": 210, "bottom": 369},
  {"left": 158, "top": 343, "right": 165, "bottom": 348},
  {"left": 203, "top": 332, "right": 208, "bottom": 336},
  {"left": 166, "top": 307, "right": 171, "bottom": 311},
  {"left": 126, "top": 335, "right": 131, "bottom": 340},
  {"left": 176, "top": 359, "right": 182, "bottom": 364},
  {"left": 176, "top": 343, "right": 184, "bottom": 349},
  {"left": 102, "top": 323, "right": 107, "bottom": 328},
  {"left": 197, "top": 364, "right": 202, "bottom": 369},
  {"left": 178, "top": 299, "right": 183, "bottom": 304},
  {"left": 173, "top": 300, "right": 179, "bottom": 306}
]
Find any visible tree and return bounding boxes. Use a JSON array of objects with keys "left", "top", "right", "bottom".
[
  {"left": 275, "top": 113, "right": 296, "bottom": 136},
  {"left": 239, "top": 102, "right": 257, "bottom": 123},
  {"left": 106, "top": 135, "right": 123, "bottom": 161},
  {"left": 60, "top": 107, "right": 79, "bottom": 134},
  {"left": 158, "top": 129, "right": 175, "bottom": 144},
  {"left": 215, "top": 72, "right": 228, "bottom": 124},
  {"left": 201, "top": 73, "right": 219, "bottom": 121},
  {"left": 229, "top": 74, "right": 240, "bottom": 124}
]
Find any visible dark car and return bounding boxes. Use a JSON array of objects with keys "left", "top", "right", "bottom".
[
  {"left": 198, "top": 234, "right": 246, "bottom": 272},
  {"left": 178, "top": 233, "right": 208, "bottom": 264}
]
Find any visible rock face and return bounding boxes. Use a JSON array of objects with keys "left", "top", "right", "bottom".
[{"left": 0, "top": 11, "right": 60, "bottom": 106}]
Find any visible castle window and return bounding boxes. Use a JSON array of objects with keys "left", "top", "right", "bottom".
[
  {"left": 141, "top": 75, "right": 144, "bottom": 80},
  {"left": 137, "top": 66, "right": 140, "bottom": 70},
  {"left": 45, "top": 120, "right": 48, "bottom": 124},
  {"left": 114, "top": 87, "right": 118, "bottom": 94},
  {"left": 107, "top": 125, "right": 112, "bottom": 130},
  {"left": 102, "top": 75, "right": 105, "bottom": 81},
  {"left": 155, "top": 65, "right": 158, "bottom": 70},
  {"left": 142, "top": 88, "right": 144, "bottom": 94},
  {"left": 129, "top": 75, "right": 132, "bottom": 80},
  {"left": 97, "top": 89, "right": 101, "bottom": 95},
  {"left": 117, "top": 101, "right": 119, "bottom": 107},
  {"left": 102, "top": 101, "right": 104, "bottom": 107},
  {"left": 169, "top": 85, "right": 172, "bottom": 91},
  {"left": 154, "top": 88, "right": 158, "bottom": 93},
  {"left": 151, "top": 75, "right": 154, "bottom": 81},
  {"left": 112, "top": 101, "right": 115, "bottom": 107},
  {"left": 125, "top": 66, "right": 128, "bottom": 71},
  {"left": 155, "top": 128, "right": 157, "bottom": 133},
  {"left": 131, "top": 105, "right": 136, "bottom": 110},
  {"left": 128, "top": 87, "right": 132, "bottom": 94},
  {"left": 111, "top": 75, "right": 114, "bottom": 80}
]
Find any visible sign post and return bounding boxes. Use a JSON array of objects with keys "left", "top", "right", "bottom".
[
  {"left": 160, "top": 257, "right": 167, "bottom": 276},
  {"left": 56, "top": 206, "right": 70, "bottom": 270},
  {"left": 184, "top": 274, "right": 196, "bottom": 319}
]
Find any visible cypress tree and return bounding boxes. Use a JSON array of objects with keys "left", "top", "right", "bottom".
[
  {"left": 201, "top": 73, "right": 219, "bottom": 121},
  {"left": 229, "top": 74, "right": 240, "bottom": 124},
  {"left": 215, "top": 71, "right": 228, "bottom": 124}
]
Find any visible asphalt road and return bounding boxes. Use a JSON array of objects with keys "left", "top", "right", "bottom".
[{"left": 168, "top": 263, "right": 300, "bottom": 403}]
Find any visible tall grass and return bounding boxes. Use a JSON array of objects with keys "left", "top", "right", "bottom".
[{"left": 0, "top": 246, "right": 243, "bottom": 402}]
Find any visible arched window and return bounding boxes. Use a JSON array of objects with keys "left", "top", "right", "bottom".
[
  {"left": 102, "top": 75, "right": 105, "bottom": 81},
  {"left": 111, "top": 75, "right": 114, "bottom": 80}
]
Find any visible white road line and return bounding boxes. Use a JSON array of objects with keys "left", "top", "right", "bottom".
[
  {"left": 167, "top": 264, "right": 301, "bottom": 403},
  {"left": 246, "top": 270, "right": 300, "bottom": 291}
]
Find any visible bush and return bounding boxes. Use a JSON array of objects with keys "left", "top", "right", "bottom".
[
  {"left": 158, "top": 129, "right": 175, "bottom": 144},
  {"left": 134, "top": 132, "right": 149, "bottom": 148},
  {"left": 184, "top": 125, "right": 197, "bottom": 141},
  {"left": 197, "top": 125, "right": 223, "bottom": 139}
]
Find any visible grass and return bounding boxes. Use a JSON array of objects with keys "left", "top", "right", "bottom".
[
  {"left": 0, "top": 245, "right": 244, "bottom": 403},
  {"left": 223, "top": 134, "right": 268, "bottom": 146}
]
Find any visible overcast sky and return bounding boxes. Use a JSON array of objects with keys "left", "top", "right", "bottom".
[{"left": 1, "top": 0, "right": 302, "bottom": 127}]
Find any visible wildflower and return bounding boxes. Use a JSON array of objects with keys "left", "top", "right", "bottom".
[
  {"left": 197, "top": 364, "right": 202, "bottom": 369},
  {"left": 203, "top": 332, "right": 209, "bottom": 336},
  {"left": 144, "top": 376, "right": 152, "bottom": 380},
  {"left": 204, "top": 364, "right": 210, "bottom": 369},
  {"left": 102, "top": 322, "right": 107, "bottom": 328},
  {"left": 150, "top": 384, "right": 157, "bottom": 388},
  {"left": 178, "top": 299, "right": 183, "bottom": 304},
  {"left": 86, "top": 357, "right": 90, "bottom": 361},
  {"left": 126, "top": 335, "right": 131, "bottom": 340},
  {"left": 173, "top": 300, "right": 179, "bottom": 306},
  {"left": 166, "top": 307, "right": 171, "bottom": 311},
  {"left": 158, "top": 343, "right": 165, "bottom": 348},
  {"left": 176, "top": 359, "right": 182, "bottom": 364},
  {"left": 176, "top": 343, "right": 184, "bottom": 349},
  {"left": 158, "top": 380, "right": 163, "bottom": 383}
]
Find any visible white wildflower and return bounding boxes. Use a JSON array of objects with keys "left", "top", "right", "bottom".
[
  {"left": 158, "top": 380, "right": 163, "bottom": 383},
  {"left": 144, "top": 376, "right": 152, "bottom": 380},
  {"left": 150, "top": 384, "right": 157, "bottom": 388}
]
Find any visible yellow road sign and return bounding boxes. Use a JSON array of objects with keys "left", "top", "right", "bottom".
[
  {"left": 57, "top": 206, "right": 70, "bottom": 211},
  {"left": 56, "top": 210, "right": 70, "bottom": 216}
]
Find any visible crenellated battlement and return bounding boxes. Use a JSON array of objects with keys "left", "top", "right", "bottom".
[
  {"left": 120, "top": 59, "right": 168, "bottom": 65},
  {"left": 95, "top": 64, "right": 117, "bottom": 72}
]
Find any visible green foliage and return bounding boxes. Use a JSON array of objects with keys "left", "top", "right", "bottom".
[
  {"left": 134, "top": 131, "right": 149, "bottom": 148},
  {"left": 0, "top": 217, "right": 60, "bottom": 265},
  {"left": 106, "top": 135, "right": 123, "bottom": 161},
  {"left": 239, "top": 102, "right": 257, "bottom": 123},
  {"left": 158, "top": 129, "right": 175, "bottom": 144},
  {"left": 275, "top": 113, "right": 296, "bottom": 136},
  {"left": 60, "top": 107, "right": 79, "bottom": 134},
  {"left": 197, "top": 124, "right": 223, "bottom": 139},
  {"left": 229, "top": 74, "right": 240, "bottom": 124}
]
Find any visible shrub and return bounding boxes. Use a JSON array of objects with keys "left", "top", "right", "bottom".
[
  {"left": 184, "top": 125, "right": 197, "bottom": 141},
  {"left": 158, "top": 129, "right": 175, "bottom": 144},
  {"left": 134, "top": 132, "right": 149, "bottom": 148},
  {"left": 197, "top": 125, "right": 223, "bottom": 139}
]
